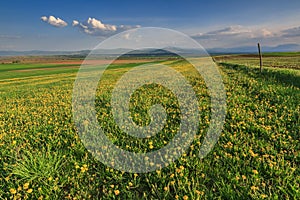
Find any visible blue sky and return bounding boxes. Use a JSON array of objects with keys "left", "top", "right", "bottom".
[{"left": 1, "top": 0, "right": 300, "bottom": 51}]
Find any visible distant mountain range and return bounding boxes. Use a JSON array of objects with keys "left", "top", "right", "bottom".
[
  {"left": 208, "top": 44, "right": 300, "bottom": 54},
  {"left": 0, "top": 44, "right": 299, "bottom": 57}
]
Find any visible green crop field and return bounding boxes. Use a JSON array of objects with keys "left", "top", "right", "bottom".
[{"left": 0, "top": 57, "right": 299, "bottom": 199}]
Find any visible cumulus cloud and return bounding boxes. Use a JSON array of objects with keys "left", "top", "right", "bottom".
[
  {"left": 41, "top": 15, "right": 68, "bottom": 27},
  {"left": 72, "top": 20, "right": 79, "bottom": 26},
  {"left": 73, "top": 17, "right": 140, "bottom": 36}
]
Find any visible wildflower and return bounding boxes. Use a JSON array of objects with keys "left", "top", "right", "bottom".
[
  {"left": 249, "top": 149, "right": 258, "bottom": 157},
  {"left": 252, "top": 169, "right": 258, "bottom": 175},
  {"left": 183, "top": 195, "right": 189, "bottom": 200},
  {"left": 10, "top": 188, "right": 17, "bottom": 194},
  {"left": 251, "top": 186, "right": 258, "bottom": 191},
  {"left": 81, "top": 164, "right": 88, "bottom": 173},
  {"left": 114, "top": 190, "right": 120, "bottom": 195},
  {"left": 260, "top": 194, "right": 267, "bottom": 199},
  {"left": 27, "top": 188, "right": 33, "bottom": 193},
  {"left": 23, "top": 182, "right": 30, "bottom": 190}
]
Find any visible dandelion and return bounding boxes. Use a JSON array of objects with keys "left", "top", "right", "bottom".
[
  {"left": 251, "top": 186, "right": 258, "bottom": 191},
  {"left": 81, "top": 164, "right": 88, "bottom": 173},
  {"left": 260, "top": 194, "right": 267, "bottom": 199},
  {"left": 23, "top": 182, "right": 30, "bottom": 190},
  {"left": 27, "top": 188, "right": 33, "bottom": 193},
  {"left": 252, "top": 169, "right": 258, "bottom": 175},
  {"left": 183, "top": 195, "right": 189, "bottom": 200},
  {"left": 249, "top": 149, "right": 258, "bottom": 157},
  {"left": 10, "top": 188, "right": 17, "bottom": 194},
  {"left": 114, "top": 190, "right": 120, "bottom": 196}
]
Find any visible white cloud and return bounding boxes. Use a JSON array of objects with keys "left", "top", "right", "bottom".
[
  {"left": 41, "top": 15, "right": 68, "bottom": 27},
  {"left": 190, "top": 25, "right": 282, "bottom": 48},
  {"left": 192, "top": 26, "right": 251, "bottom": 39},
  {"left": 72, "top": 20, "right": 79, "bottom": 26},
  {"left": 41, "top": 16, "right": 48, "bottom": 22},
  {"left": 73, "top": 17, "right": 140, "bottom": 36}
]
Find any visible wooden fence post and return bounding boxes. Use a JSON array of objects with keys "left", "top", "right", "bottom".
[{"left": 257, "top": 43, "right": 263, "bottom": 73}]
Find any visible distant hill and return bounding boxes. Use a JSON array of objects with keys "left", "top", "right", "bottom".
[
  {"left": 0, "top": 50, "right": 90, "bottom": 57},
  {"left": 0, "top": 43, "right": 299, "bottom": 57},
  {"left": 208, "top": 44, "right": 300, "bottom": 54}
]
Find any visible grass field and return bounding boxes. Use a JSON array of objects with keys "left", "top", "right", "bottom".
[
  {"left": 214, "top": 52, "right": 300, "bottom": 70},
  {"left": 0, "top": 56, "right": 299, "bottom": 199}
]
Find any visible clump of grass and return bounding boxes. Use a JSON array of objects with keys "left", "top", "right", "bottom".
[{"left": 9, "top": 149, "right": 67, "bottom": 198}]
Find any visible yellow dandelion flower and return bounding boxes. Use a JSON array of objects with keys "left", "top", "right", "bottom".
[
  {"left": 183, "top": 195, "right": 189, "bottom": 200},
  {"left": 27, "top": 188, "right": 33, "bottom": 193},
  {"left": 252, "top": 169, "right": 258, "bottom": 175},
  {"left": 251, "top": 186, "right": 258, "bottom": 191},
  {"left": 23, "top": 182, "right": 30, "bottom": 190},
  {"left": 164, "top": 186, "right": 168, "bottom": 191},
  {"left": 260, "top": 194, "right": 267, "bottom": 199},
  {"left": 10, "top": 188, "right": 17, "bottom": 194},
  {"left": 114, "top": 190, "right": 120, "bottom": 196}
]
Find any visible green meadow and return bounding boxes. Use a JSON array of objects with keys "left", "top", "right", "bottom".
[{"left": 0, "top": 57, "right": 299, "bottom": 199}]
